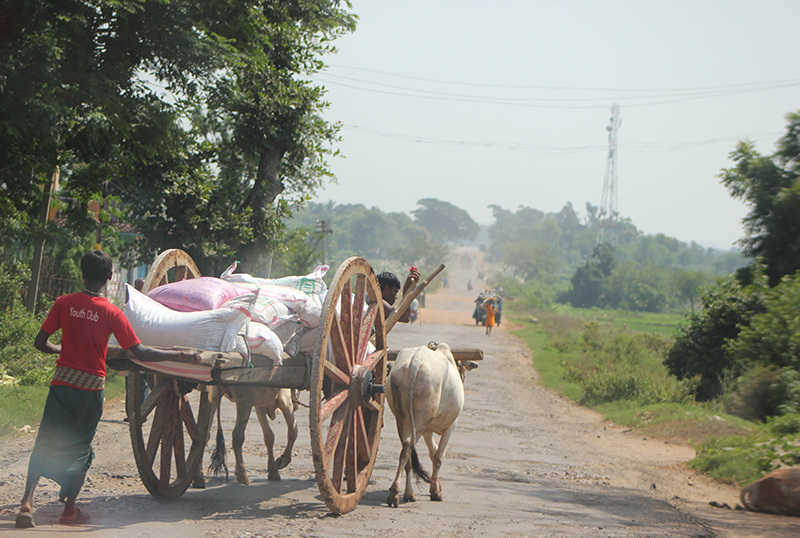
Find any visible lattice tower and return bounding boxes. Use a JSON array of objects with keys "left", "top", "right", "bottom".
[{"left": 599, "top": 104, "right": 621, "bottom": 238}]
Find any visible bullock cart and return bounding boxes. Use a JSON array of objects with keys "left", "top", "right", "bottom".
[{"left": 106, "top": 249, "right": 482, "bottom": 514}]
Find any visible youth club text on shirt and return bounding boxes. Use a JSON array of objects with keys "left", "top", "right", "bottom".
[{"left": 69, "top": 307, "right": 100, "bottom": 322}]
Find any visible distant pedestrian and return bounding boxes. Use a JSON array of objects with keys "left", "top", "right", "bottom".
[{"left": 484, "top": 299, "right": 495, "bottom": 336}]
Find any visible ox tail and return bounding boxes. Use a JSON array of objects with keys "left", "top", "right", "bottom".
[
  {"left": 406, "top": 350, "right": 431, "bottom": 483},
  {"left": 208, "top": 400, "right": 229, "bottom": 480},
  {"left": 410, "top": 446, "right": 431, "bottom": 483}
]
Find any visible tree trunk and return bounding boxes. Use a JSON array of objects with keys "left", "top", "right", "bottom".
[{"left": 239, "top": 145, "right": 286, "bottom": 269}]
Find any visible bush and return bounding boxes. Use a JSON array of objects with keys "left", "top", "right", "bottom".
[
  {"left": 664, "top": 269, "right": 768, "bottom": 401},
  {"left": 562, "top": 321, "right": 689, "bottom": 405},
  {"left": 0, "top": 302, "right": 55, "bottom": 386}
]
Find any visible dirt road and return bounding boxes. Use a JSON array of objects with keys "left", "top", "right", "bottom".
[{"left": 2, "top": 250, "right": 799, "bottom": 536}]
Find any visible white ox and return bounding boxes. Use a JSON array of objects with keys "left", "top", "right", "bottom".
[{"left": 385, "top": 342, "right": 478, "bottom": 507}]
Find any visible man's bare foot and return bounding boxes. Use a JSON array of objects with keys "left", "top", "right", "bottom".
[{"left": 59, "top": 508, "right": 91, "bottom": 525}]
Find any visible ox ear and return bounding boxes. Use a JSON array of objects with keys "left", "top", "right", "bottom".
[{"left": 464, "top": 361, "right": 479, "bottom": 372}]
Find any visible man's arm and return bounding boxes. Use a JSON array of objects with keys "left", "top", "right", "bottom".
[
  {"left": 127, "top": 344, "right": 201, "bottom": 364},
  {"left": 396, "top": 268, "right": 421, "bottom": 323},
  {"left": 33, "top": 329, "right": 61, "bottom": 355}
]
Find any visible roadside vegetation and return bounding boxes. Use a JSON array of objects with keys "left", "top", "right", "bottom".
[
  {"left": 491, "top": 112, "right": 800, "bottom": 487},
  {"left": 507, "top": 306, "right": 800, "bottom": 486}
]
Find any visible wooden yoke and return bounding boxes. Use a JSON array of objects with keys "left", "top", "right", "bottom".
[
  {"left": 384, "top": 263, "right": 445, "bottom": 334},
  {"left": 387, "top": 348, "right": 483, "bottom": 363}
]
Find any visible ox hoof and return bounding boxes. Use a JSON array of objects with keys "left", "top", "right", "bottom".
[
  {"left": 387, "top": 493, "right": 400, "bottom": 508},
  {"left": 275, "top": 455, "right": 292, "bottom": 470},
  {"left": 403, "top": 493, "right": 416, "bottom": 503},
  {"left": 235, "top": 472, "right": 250, "bottom": 485},
  {"left": 430, "top": 491, "right": 443, "bottom": 502},
  {"left": 267, "top": 469, "right": 281, "bottom": 481},
  {"left": 191, "top": 474, "right": 206, "bottom": 489}
]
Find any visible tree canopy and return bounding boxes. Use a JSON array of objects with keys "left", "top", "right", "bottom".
[
  {"left": 719, "top": 111, "right": 800, "bottom": 286},
  {"left": 0, "top": 0, "right": 357, "bottom": 279}
]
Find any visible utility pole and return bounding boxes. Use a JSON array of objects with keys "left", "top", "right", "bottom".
[
  {"left": 316, "top": 219, "right": 333, "bottom": 265},
  {"left": 25, "top": 166, "right": 59, "bottom": 312}
]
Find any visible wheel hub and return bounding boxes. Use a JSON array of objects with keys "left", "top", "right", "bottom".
[{"left": 349, "top": 365, "right": 383, "bottom": 406}]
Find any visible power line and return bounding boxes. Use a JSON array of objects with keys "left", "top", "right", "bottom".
[
  {"left": 317, "top": 72, "right": 799, "bottom": 104},
  {"left": 341, "top": 124, "right": 781, "bottom": 155},
  {"left": 326, "top": 63, "right": 800, "bottom": 93},
  {"left": 313, "top": 75, "right": 800, "bottom": 109}
]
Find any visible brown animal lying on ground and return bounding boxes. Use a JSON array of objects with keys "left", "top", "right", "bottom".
[{"left": 740, "top": 467, "right": 800, "bottom": 516}]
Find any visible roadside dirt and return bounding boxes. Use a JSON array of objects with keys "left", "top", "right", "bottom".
[{"left": 1, "top": 247, "right": 799, "bottom": 536}]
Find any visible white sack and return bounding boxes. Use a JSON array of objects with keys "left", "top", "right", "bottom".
[{"left": 115, "top": 284, "right": 251, "bottom": 352}]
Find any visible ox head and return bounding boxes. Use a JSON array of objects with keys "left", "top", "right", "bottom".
[{"left": 427, "top": 341, "right": 479, "bottom": 383}]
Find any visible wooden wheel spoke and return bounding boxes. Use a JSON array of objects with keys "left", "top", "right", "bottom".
[
  {"left": 364, "top": 399, "right": 382, "bottom": 414},
  {"left": 173, "top": 413, "right": 186, "bottom": 477},
  {"left": 142, "top": 377, "right": 172, "bottom": 419},
  {"left": 324, "top": 359, "right": 350, "bottom": 386},
  {"left": 361, "top": 348, "right": 386, "bottom": 374},
  {"left": 330, "top": 409, "right": 352, "bottom": 493},
  {"left": 339, "top": 280, "right": 355, "bottom": 366},
  {"left": 329, "top": 313, "right": 352, "bottom": 374},
  {"left": 159, "top": 411, "right": 174, "bottom": 484},
  {"left": 180, "top": 395, "right": 199, "bottom": 443},
  {"left": 345, "top": 411, "right": 358, "bottom": 493},
  {"left": 145, "top": 402, "right": 169, "bottom": 466},
  {"left": 355, "top": 407, "right": 371, "bottom": 463},
  {"left": 320, "top": 389, "right": 349, "bottom": 422},
  {"left": 351, "top": 275, "right": 367, "bottom": 352},
  {"left": 354, "top": 302, "right": 378, "bottom": 366}
]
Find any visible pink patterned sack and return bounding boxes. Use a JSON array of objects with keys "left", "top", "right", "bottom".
[{"left": 147, "top": 276, "right": 249, "bottom": 312}]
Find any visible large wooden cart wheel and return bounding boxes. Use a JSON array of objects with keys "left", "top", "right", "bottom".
[
  {"left": 142, "top": 248, "right": 202, "bottom": 292},
  {"left": 309, "top": 257, "right": 388, "bottom": 514},
  {"left": 126, "top": 248, "right": 213, "bottom": 499},
  {"left": 126, "top": 373, "right": 216, "bottom": 499}
]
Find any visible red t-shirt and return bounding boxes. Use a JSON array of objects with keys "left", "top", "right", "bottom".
[{"left": 41, "top": 292, "right": 141, "bottom": 388}]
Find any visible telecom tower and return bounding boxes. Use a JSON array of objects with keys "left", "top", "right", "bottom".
[{"left": 598, "top": 104, "right": 621, "bottom": 240}]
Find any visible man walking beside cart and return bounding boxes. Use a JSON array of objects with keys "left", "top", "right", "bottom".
[{"left": 16, "top": 250, "right": 200, "bottom": 528}]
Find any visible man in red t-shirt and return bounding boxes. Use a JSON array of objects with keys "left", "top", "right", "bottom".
[{"left": 16, "top": 250, "right": 200, "bottom": 528}]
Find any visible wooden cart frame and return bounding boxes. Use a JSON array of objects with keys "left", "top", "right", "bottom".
[{"left": 107, "top": 249, "right": 480, "bottom": 514}]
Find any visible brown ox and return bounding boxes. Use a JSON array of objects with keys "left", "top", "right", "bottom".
[
  {"left": 740, "top": 467, "right": 800, "bottom": 516},
  {"left": 208, "top": 387, "right": 298, "bottom": 484},
  {"left": 385, "top": 342, "right": 477, "bottom": 507}
]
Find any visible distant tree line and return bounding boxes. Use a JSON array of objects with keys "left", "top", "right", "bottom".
[{"left": 487, "top": 200, "right": 745, "bottom": 313}]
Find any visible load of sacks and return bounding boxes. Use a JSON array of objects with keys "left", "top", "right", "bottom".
[{"left": 113, "top": 261, "right": 329, "bottom": 368}]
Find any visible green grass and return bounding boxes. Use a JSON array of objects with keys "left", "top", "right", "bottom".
[
  {"left": 551, "top": 304, "right": 684, "bottom": 337},
  {"left": 0, "top": 374, "right": 126, "bottom": 439},
  {"left": 508, "top": 314, "right": 584, "bottom": 401}
]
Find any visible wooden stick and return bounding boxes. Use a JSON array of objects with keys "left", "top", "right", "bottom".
[{"left": 384, "top": 263, "right": 445, "bottom": 334}]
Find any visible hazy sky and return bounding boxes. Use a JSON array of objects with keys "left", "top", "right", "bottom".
[{"left": 313, "top": 0, "right": 800, "bottom": 249}]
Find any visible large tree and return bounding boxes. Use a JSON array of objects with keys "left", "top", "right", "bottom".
[
  {"left": 1, "top": 1, "right": 356, "bottom": 280},
  {"left": 719, "top": 111, "right": 800, "bottom": 286}
]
